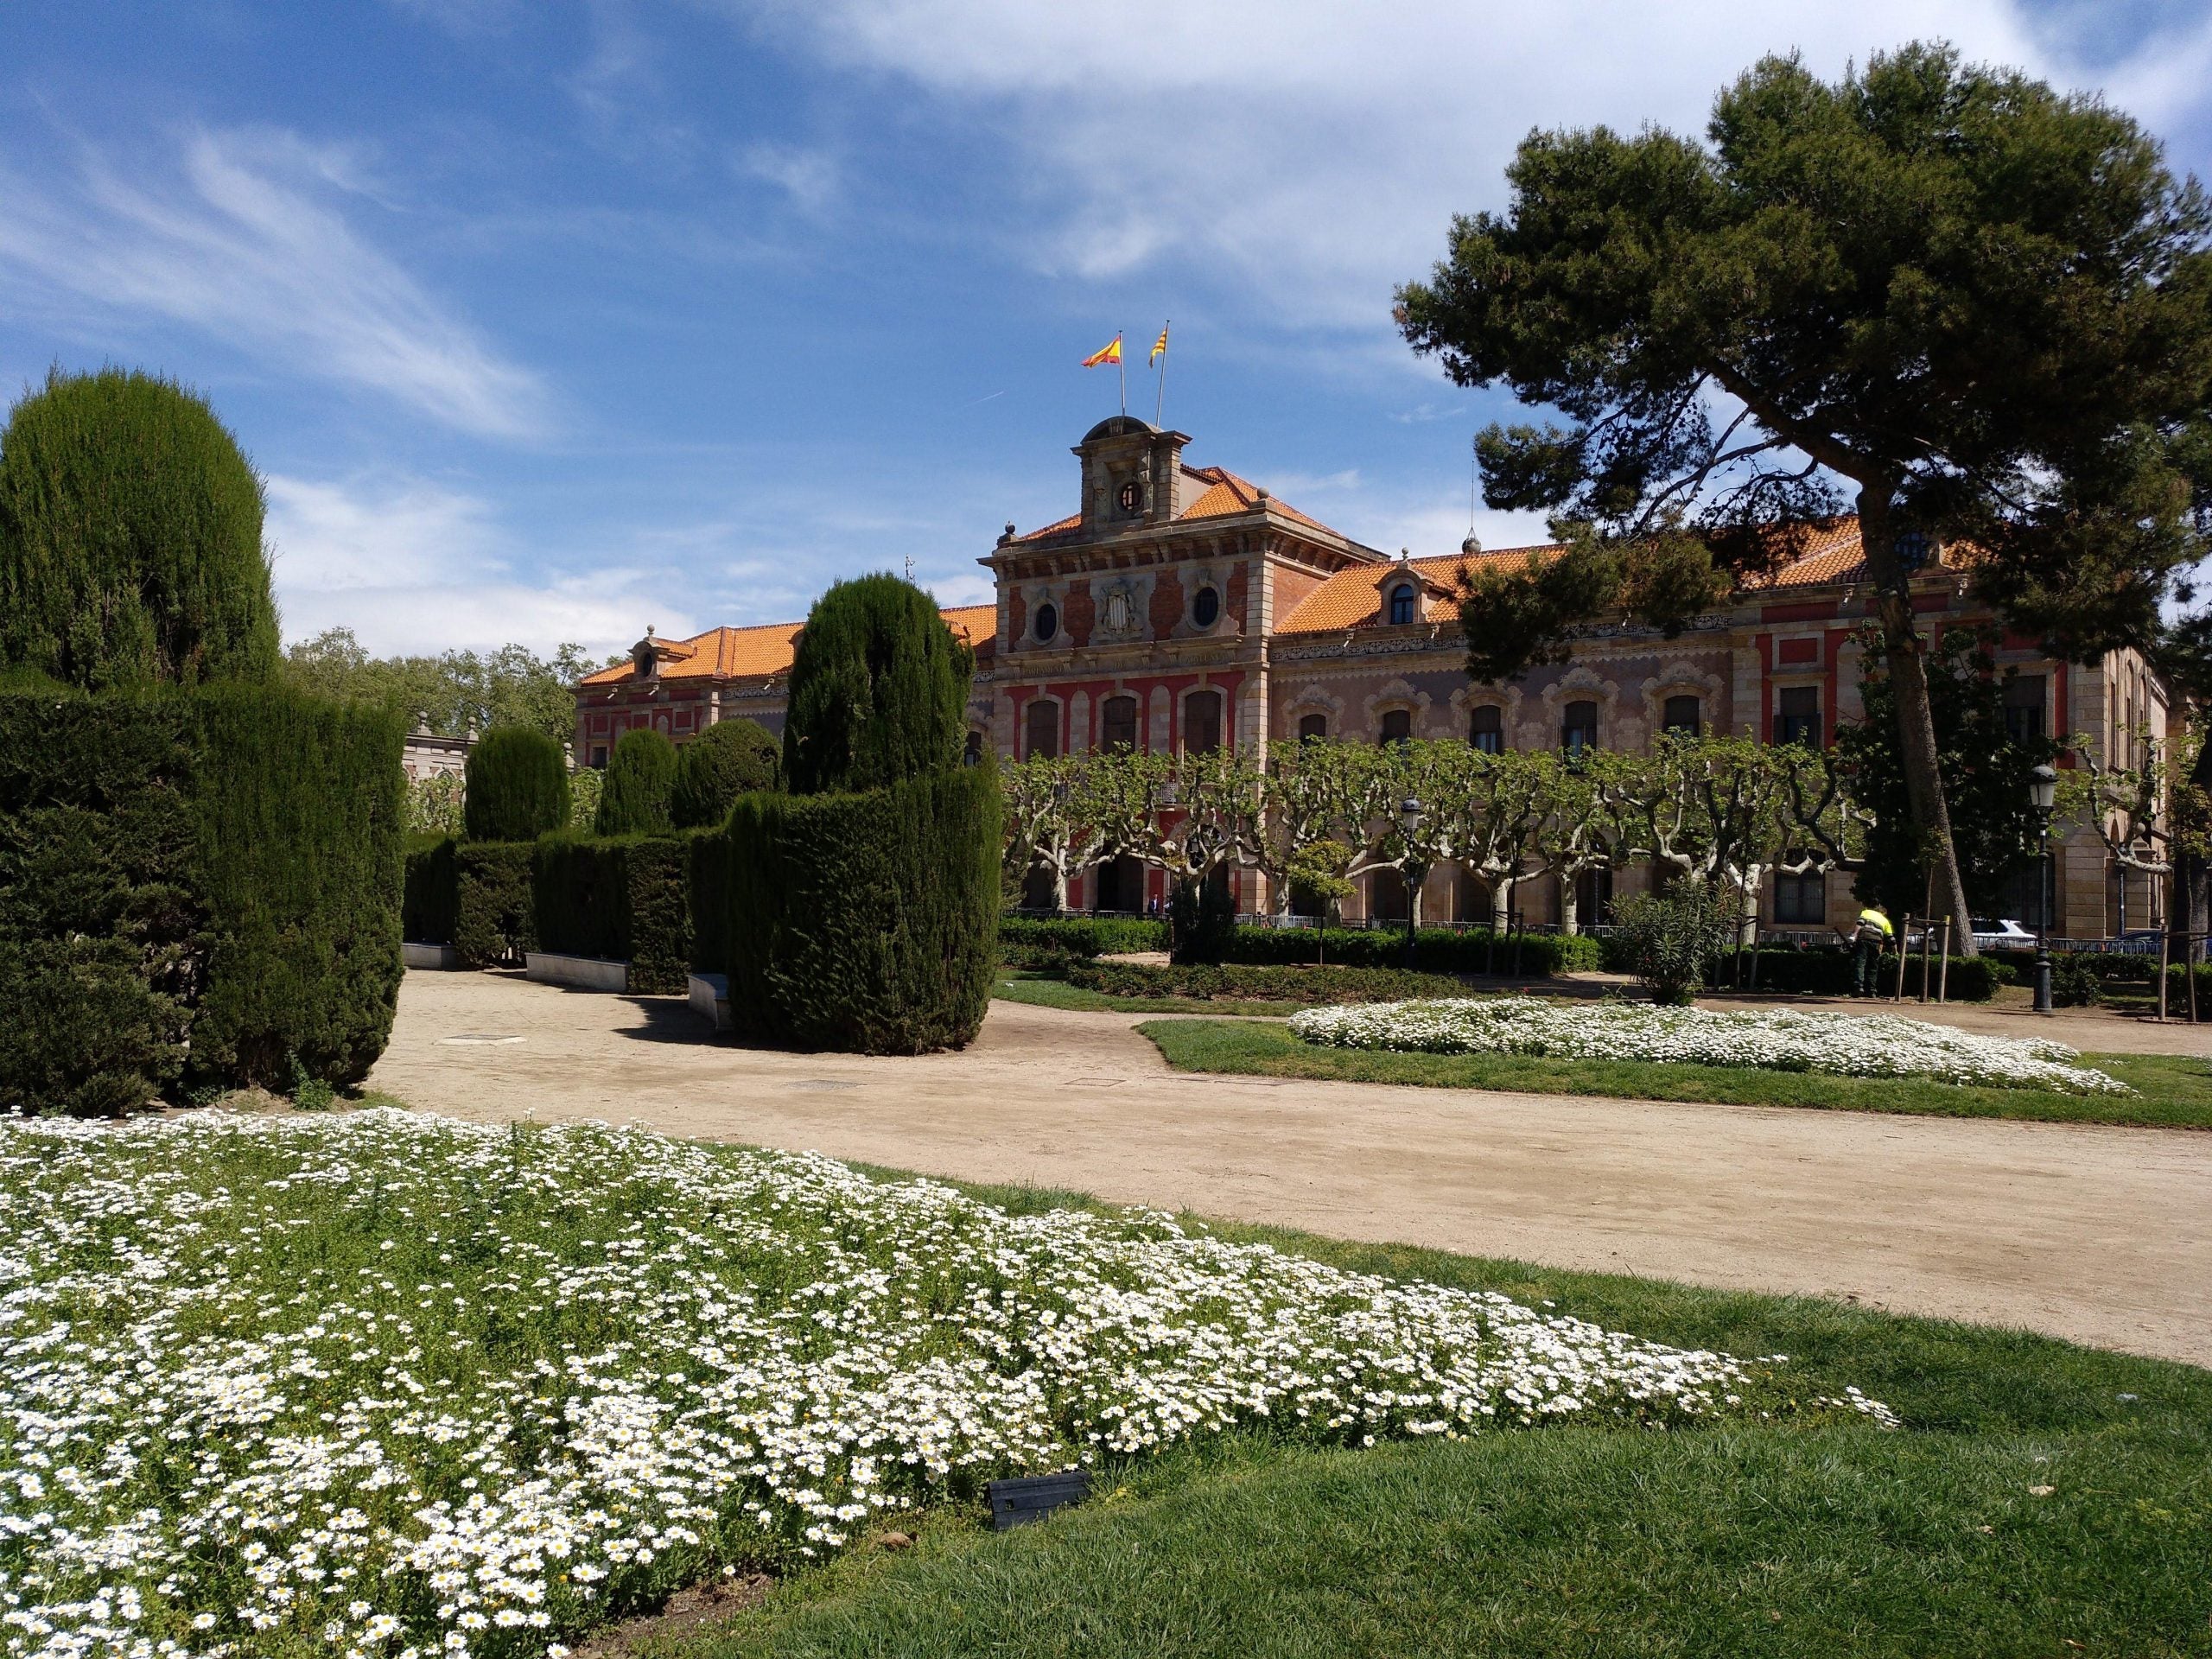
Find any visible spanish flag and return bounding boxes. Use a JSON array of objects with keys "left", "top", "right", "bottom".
[
  {"left": 1081, "top": 334, "right": 1122, "bottom": 368},
  {"left": 1148, "top": 323, "right": 1169, "bottom": 365}
]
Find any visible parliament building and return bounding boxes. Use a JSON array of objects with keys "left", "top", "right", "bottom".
[{"left": 575, "top": 417, "right": 2168, "bottom": 941}]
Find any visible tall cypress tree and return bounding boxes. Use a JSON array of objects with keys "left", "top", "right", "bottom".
[
  {"left": 0, "top": 368, "right": 279, "bottom": 689},
  {"left": 782, "top": 575, "right": 972, "bottom": 794},
  {"left": 595, "top": 728, "right": 677, "bottom": 836}
]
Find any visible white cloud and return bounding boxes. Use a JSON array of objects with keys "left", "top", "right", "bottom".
[
  {"left": 265, "top": 472, "right": 690, "bottom": 656},
  {"left": 0, "top": 128, "right": 547, "bottom": 439},
  {"left": 731, "top": 0, "right": 2212, "bottom": 329},
  {"left": 736, "top": 143, "right": 842, "bottom": 216}
]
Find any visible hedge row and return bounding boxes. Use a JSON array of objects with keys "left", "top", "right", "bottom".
[
  {"left": 533, "top": 834, "right": 692, "bottom": 994},
  {"left": 1697, "top": 947, "right": 2001, "bottom": 1002},
  {"left": 0, "top": 683, "right": 403, "bottom": 1115},
  {"left": 999, "top": 914, "right": 1168, "bottom": 963},
  {"left": 1221, "top": 924, "right": 1604, "bottom": 977},
  {"left": 1063, "top": 960, "right": 1471, "bottom": 1004},
  {"left": 728, "top": 766, "right": 999, "bottom": 1052}
]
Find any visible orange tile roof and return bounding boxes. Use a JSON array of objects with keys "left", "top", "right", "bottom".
[
  {"left": 578, "top": 604, "right": 1000, "bottom": 688},
  {"left": 1011, "top": 464, "right": 1343, "bottom": 543}
]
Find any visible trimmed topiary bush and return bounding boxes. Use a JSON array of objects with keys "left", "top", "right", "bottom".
[
  {"left": 0, "top": 368, "right": 278, "bottom": 690},
  {"left": 1221, "top": 924, "right": 1600, "bottom": 977},
  {"left": 688, "top": 828, "right": 730, "bottom": 975},
  {"left": 530, "top": 833, "right": 692, "bottom": 995},
  {"left": 596, "top": 728, "right": 677, "bottom": 836},
  {"left": 998, "top": 914, "right": 1167, "bottom": 963},
  {"left": 671, "top": 718, "right": 780, "bottom": 830},
  {"left": 454, "top": 842, "right": 537, "bottom": 969},
  {"left": 0, "top": 682, "right": 404, "bottom": 1112},
  {"left": 464, "top": 727, "right": 569, "bottom": 842},
  {"left": 404, "top": 835, "right": 459, "bottom": 944},
  {"left": 781, "top": 575, "right": 971, "bottom": 794},
  {"left": 727, "top": 765, "right": 1000, "bottom": 1052}
]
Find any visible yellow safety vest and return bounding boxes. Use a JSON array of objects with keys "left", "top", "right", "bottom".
[{"left": 1858, "top": 908, "right": 1894, "bottom": 939}]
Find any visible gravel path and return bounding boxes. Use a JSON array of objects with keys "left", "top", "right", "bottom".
[{"left": 369, "top": 971, "right": 2212, "bottom": 1369}]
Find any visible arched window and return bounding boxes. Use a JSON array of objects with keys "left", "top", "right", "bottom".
[
  {"left": 1662, "top": 695, "right": 1701, "bottom": 738},
  {"left": 1469, "top": 705, "right": 1503, "bottom": 753},
  {"left": 1378, "top": 709, "right": 1412, "bottom": 747},
  {"left": 1024, "top": 698, "right": 1060, "bottom": 760},
  {"left": 1562, "top": 700, "right": 1598, "bottom": 755},
  {"left": 1388, "top": 583, "right": 1418, "bottom": 626},
  {"left": 1101, "top": 694, "right": 1139, "bottom": 753},
  {"left": 963, "top": 729, "right": 985, "bottom": 766},
  {"left": 1192, "top": 586, "right": 1220, "bottom": 627},
  {"left": 1033, "top": 601, "right": 1058, "bottom": 644},
  {"left": 1369, "top": 868, "right": 1409, "bottom": 921},
  {"left": 1184, "top": 689, "right": 1223, "bottom": 754},
  {"left": 1298, "top": 712, "right": 1328, "bottom": 742}
]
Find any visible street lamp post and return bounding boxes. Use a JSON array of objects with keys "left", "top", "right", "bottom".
[
  {"left": 1399, "top": 796, "right": 1423, "bottom": 970},
  {"left": 2030, "top": 762, "right": 2058, "bottom": 1014}
]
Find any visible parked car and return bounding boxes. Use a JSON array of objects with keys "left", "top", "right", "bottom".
[{"left": 1969, "top": 918, "right": 2036, "bottom": 950}]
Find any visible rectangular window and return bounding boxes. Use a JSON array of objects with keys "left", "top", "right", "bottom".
[
  {"left": 1773, "top": 868, "right": 1826, "bottom": 925},
  {"left": 1024, "top": 698, "right": 1060, "bottom": 760},
  {"left": 1776, "top": 685, "right": 1820, "bottom": 746},
  {"left": 2003, "top": 674, "right": 2047, "bottom": 745},
  {"left": 1298, "top": 712, "right": 1328, "bottom": 743},
  {"left": 1662, "top": 695, "right": 1701, "bottom": 738},
  {"left": 1378, "top": 708, "right": 1412, "bottom": 747},
  {"left": 1469, "top": 705, "right": 1503, "bottom": 753},
  {"left": 1184, "top": 690, "right": 1222, "bottom": 754},
  {"left": 1102, "top": 695, "right": 1139, "bottom": 753},
  {"left": 1562, "top": 700, "right": 1598, "bottom": 755},
  {"left": 589, "top": 746, "right": 607, "bottom": 770}
]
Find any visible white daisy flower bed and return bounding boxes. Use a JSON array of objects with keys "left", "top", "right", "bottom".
[
  {"left": 1287, "top": 996, "right": 2133, "bottom": 1096},
  {"left": 0, "top": 1109, "right": 1893, "bottom": 1659}
]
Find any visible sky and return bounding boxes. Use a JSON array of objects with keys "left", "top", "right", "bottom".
[{"left": 3, "top": 1, "right": 2210, "bottom": 658}]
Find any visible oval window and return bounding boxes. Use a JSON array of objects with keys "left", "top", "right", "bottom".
[
  {"left": 1193, "top": 586, "right": 1220, "bottom": 627},
  {"left": 1035, "top": 602, "right": 1058, "bottom": 643}
]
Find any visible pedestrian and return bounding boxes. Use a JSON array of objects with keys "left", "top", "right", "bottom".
[{"left": 1852, "top": 904, "right": 1894, "bottom": 995}]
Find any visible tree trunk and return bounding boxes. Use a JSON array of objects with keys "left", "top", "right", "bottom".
[
  {"left": 1858, "top": 490, "right": 1980, "bottom": 957},
  {"left": 1558, "top": 876, "right": 1579, "bottom": 937},
  {"left": 1491, "top": 875, "right": 1512, "bottom": 932}
]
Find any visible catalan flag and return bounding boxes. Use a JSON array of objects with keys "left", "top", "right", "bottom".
[
  {"left": 1081, "top": 334, "right": 1122, "bottom": 368},
  {"left": 1148, "top": 322, "right": 1169, "bottom": 365}
]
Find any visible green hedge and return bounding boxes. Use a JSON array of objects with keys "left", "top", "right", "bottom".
[
  {"left": 454, "top": 842, "right": 536, "bottom": 969},
  {"left": 728, "top": 766, "right": 999, "bottom": 1052},
  {"left": 1064, "top": 960, "right": 1470, "bottom": 1004},
  {"left": 595, "top": 728, "right": 677, "bottom": 836},
  {"left": 689, "top": 827, "right": 730, "bottom": 976},
  {"left": 0, "top": 683, "right": 403, "bottom": 1113},
  {"left": 404, "top": 834, "right": 458, "bottom": 944},
  {"left": 531, "top": 833, "right": 691, "bottom": 995},
  {"left": 1704, "top": 947, "right": 1999, "bottom": 1002},
  {"left": 1221, "top": 925, "right": 1602, "bottom": 977},
  {"left": 998, "top": 914, "right": 1168, "bottom": 964}
]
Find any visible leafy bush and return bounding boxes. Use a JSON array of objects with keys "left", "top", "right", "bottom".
[
  {"left": 463, "top": 727, "right": 569, "bottom": 842},
  {"left": 595, "top": 728, "right": 677, "bottom": 836},
  {"left": 1168, "top": 876, "right": 1236, "bottom": 965},
  {"left": 999, "top": 913, "right": 1167, "bottom": 963},
  {"left": 2050, "top": 952, "right": 2103, "bottom": 1007},
  {"left": 0, "top": 683, "right": 404, "bottom": 1111},
  {"left": 727, "top": 766, "right": 999, "bottom": 1052},
  {"left": 532, "top": 834, "right": 692, "bottom": 995},
  {"left": 689, "top": 827, "right": 730, "bottom": 976},
  {"left": 1611, "top": 881, "right": 1736, "bottom": 1004},
  {"left": 407, "top": 771, "right": 464, "bottom": 836},
  {"left": 1221, "top": 924, "right": 1600, "bottom": 977},
  {"left": 404, "top": 836, "right": 459, "bottom": 944},
  {"left": 1064, "top": 961, "right": 1469, "bottom": 1003},
  {"left": 0, "top": 367, "right": 278, "bottom": 690},
  {"left": 781, "top": 575, "right": 970, "bottom": 794},
  {"left": 671, "top": 718, "right": 780, "bottom": 829},
  {"left": 568, "top": 764, "right": 602, "bottom": 830},
  {"left": 454, "top": 842, "right": 536, "bottom": 969}
]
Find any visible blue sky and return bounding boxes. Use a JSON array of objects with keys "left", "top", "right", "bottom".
[{"left": 4, "top": 1, "right": 2210, "bottom": 657}]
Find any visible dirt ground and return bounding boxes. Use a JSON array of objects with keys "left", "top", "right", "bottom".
[{"left": 368, "top": 971, "right": 2212, "bottom": 1369}]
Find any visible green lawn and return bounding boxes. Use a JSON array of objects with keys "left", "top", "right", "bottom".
[
  {"left": 662, "top": 1175, "right": 2212, "bottom": 1658},
  {"left": 993, "top": 971, "right": 1298, "bottom": 1017},
  {"left": 1133, "top": 1016, "right": 2212, "bottom": 1129}
]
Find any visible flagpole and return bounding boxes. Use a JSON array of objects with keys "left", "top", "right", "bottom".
[
  {"left": 1118, "top": 335, "right": 1127, "bottom": 417},
  {"left": 1154, "top": 319, "right": 1169, "bottom": 425}
]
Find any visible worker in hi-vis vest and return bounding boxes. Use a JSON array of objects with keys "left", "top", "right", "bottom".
[{"left": 1852, "top": 905, "right": 1895, "bottom": 996}]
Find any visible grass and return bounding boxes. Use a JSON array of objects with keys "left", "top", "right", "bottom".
[
  {"left": 993, "top": 971, "right": 1298, "bottom": 1017},
  {"left": 657, "top": 1169, "right": 2212, "bottom": 1658},
  {"left": 1136, "top": 1016, "right": 2212, "bottom": 1130}
]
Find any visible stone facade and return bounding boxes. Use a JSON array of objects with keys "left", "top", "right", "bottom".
[{"left": 575, "top": 417, "right": 2170, "bottom": 941}]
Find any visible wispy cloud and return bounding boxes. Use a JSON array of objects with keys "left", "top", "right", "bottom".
[
  {"left": 0, "top": 127, "right": 547, "bottom": 439},
  {"left": 735, "top": 143, "right": 841, "bottom": 217}
]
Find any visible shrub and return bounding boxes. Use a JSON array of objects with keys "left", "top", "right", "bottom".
[
  {"left": 1221, "top": 925, "right": 1600, "bottom": 977},
  {"left": 454, "top": 842, "right": 537, "bottom": 969},
  {"left": 403, "top": 836, "right": 458, "bottom": 944},
  {"left": 2050, "top": 952, "right": 2103, "bottom": 1007},
  {"left": 671, "top": 718, "right": 780, "bottom": 829},
  {"left": 689, "top": 828, "right": 730, "bottom": 976},
  {"left": 568, "top": 764, "right": 603, "bottom": 830},
  {"left": 1063, "top": 961, "right": 1468, "bottom": 1004},
  {"left": 0, "top": 683, "right": 404, "bottom": 1111},
  {"left": 1715, "top": 945, "right": 1999, "bottom": 1002},
  {"left": 464, "top": 727, "right": 569, "bottom": 842},
  {"left": 596, "top": 728, "right": 677, "bottom": 836},
  {"left": 998, "top": 913, "right": 1166, "bottom": 964},
  {"left": 532, "top": 834, "right": 692, "bottom": 995},
  {"left": 1611, "top": 880, "right": 1736, "bottom": 1004},
  {"left": 1168, "top": 876, "right": 1236, "bottom": 965},
  {"left": 727, "top": 766, "right": 1000, "bottom": 1052},
  {"left": 0, "top": 368, "right": 279, "bottom": 690},
  {"left": 781, "top": 575, "right": 970, "bottom": 794}
]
